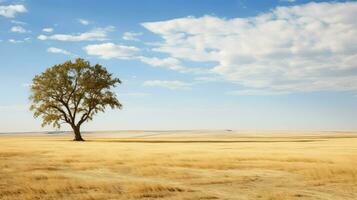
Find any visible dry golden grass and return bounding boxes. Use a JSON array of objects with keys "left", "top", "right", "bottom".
[{"left": 0, "top": 130, "right": 357, "bottom": 200}]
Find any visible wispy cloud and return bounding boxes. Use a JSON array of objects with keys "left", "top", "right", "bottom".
[
  {"left": 0, "top": 4, "right": 27, "bottom": 18},
  {"left": 47, "top": 47, "right": 72, "bottom": 55},
  {"left": 38, "top": 26, "right": 114, "bottom": 41},
  {"left": 194, "top": 76, "right": 221, "bottom": 82},
  {"left": 11, "top": 20, "right": 26, "bottom": 25},
  {"left": 138, "top": 56, "right": 207, "bottom": 74},
  {"left": 138, "top": 56, "right": 186, "bottom": 72},
  {"left": 280, "top": 0, "right": 296, "bottom": 2},
  {"left": 122, "top": 32, "right": 142, "bottom": 41},
  {"left": 42, "top": 28, "right": 53, "bottom": 33},
  {"left": 143, "top": 80, "right": 191, "bottom": 90},
  {"left": 8, "top": 37, "right": 31, "bottom": 43},
  {"left": 84, "top": 43, "right": 140, "bottom": 59},
  {"left": 8, "top": 39, "right": 23, "bottom": 43},
  {"left": 226, "top": 89, "right": 289, "bottom": 96},
  {"left": 10, "top": 25, "right": 28, "bottom": 33},
  {"left": 78, "top": 18, "right": 90, "bottom": 25}
]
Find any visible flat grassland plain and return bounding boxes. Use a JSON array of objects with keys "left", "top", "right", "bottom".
[{"left": 0, "top": 131, "right": 356, "bottom": 200}]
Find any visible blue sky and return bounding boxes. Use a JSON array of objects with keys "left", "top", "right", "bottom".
[{"left": 0, "top": 0, "right": 357, "bottom": 132}]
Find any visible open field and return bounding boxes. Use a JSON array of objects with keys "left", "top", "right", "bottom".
[{"left": 1, "top": 130, "right": 357, "bottom": 200}]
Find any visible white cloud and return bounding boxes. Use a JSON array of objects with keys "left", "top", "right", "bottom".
[
  {"left": 0, "top": 4, "right": 27, "bottom": 18},
  {"left": 138, "top": 56, "right": 208, "bottom": 74},
  {"left": 84, "top": 43, "right": 140, "bottom": 59},
  {"left": 38, "top": 26, "right": 114, "bottom": 41},
  {"left": 8, "top": 39, "right": 23, "bottom": 43},
  {"left": 10, "top": 25, "right": 28, "bottom": 33},
  {"left": 142, "top": 2, "right": 357, "bottom": 94},
  {"left": 123, "top": 32, "right": 142, "bottom": 41},
  {"left": 138, "top": 56, "right": 186, "bottom": 71},
  {"left": 78, "top": 18, "right": 90, "bottom": 25},
  {"left": 226, "top": 89, "right": 289, "bottom": 96},
  {"left": 47, "top": 47, "right": 72, "bottom": 55},
  {"left": 42, "top": 28, "right": 53, "bottom": 33},
  {"left": 143, "top": 80, "right": 191, "bottom": 90},
  {"left": 8, "top": 38, "right": 30, "bottom": 43}
]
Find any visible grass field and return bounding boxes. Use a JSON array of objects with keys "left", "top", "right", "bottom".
[{"left": 0, "top": 130, "right": 356, "bottom": 200}]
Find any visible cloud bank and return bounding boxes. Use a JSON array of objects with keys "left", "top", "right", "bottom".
[{"left": 142, "top": 2, "right": 357, "bottom": 94}]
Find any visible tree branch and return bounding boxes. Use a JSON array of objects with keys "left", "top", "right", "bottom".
[{"left": 49, "top": 105, "right": 71, "bottom": 123}]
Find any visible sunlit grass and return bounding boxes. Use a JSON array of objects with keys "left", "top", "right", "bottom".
[{"left": 0, "top": 131, "right": 357, "bottom": 199}]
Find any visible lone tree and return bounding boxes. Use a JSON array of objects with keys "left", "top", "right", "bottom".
[{"left": 30, "top": 58, "right": 122, "bottom": 141}]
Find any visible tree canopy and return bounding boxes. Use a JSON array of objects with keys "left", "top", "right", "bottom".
[{"left": 30, "top": 58, "right": 122, "bottom": 141}]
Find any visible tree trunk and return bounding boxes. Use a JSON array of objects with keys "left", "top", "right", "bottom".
[{"left": 72, "top": 125, "right": 84, "bottom": 141}]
